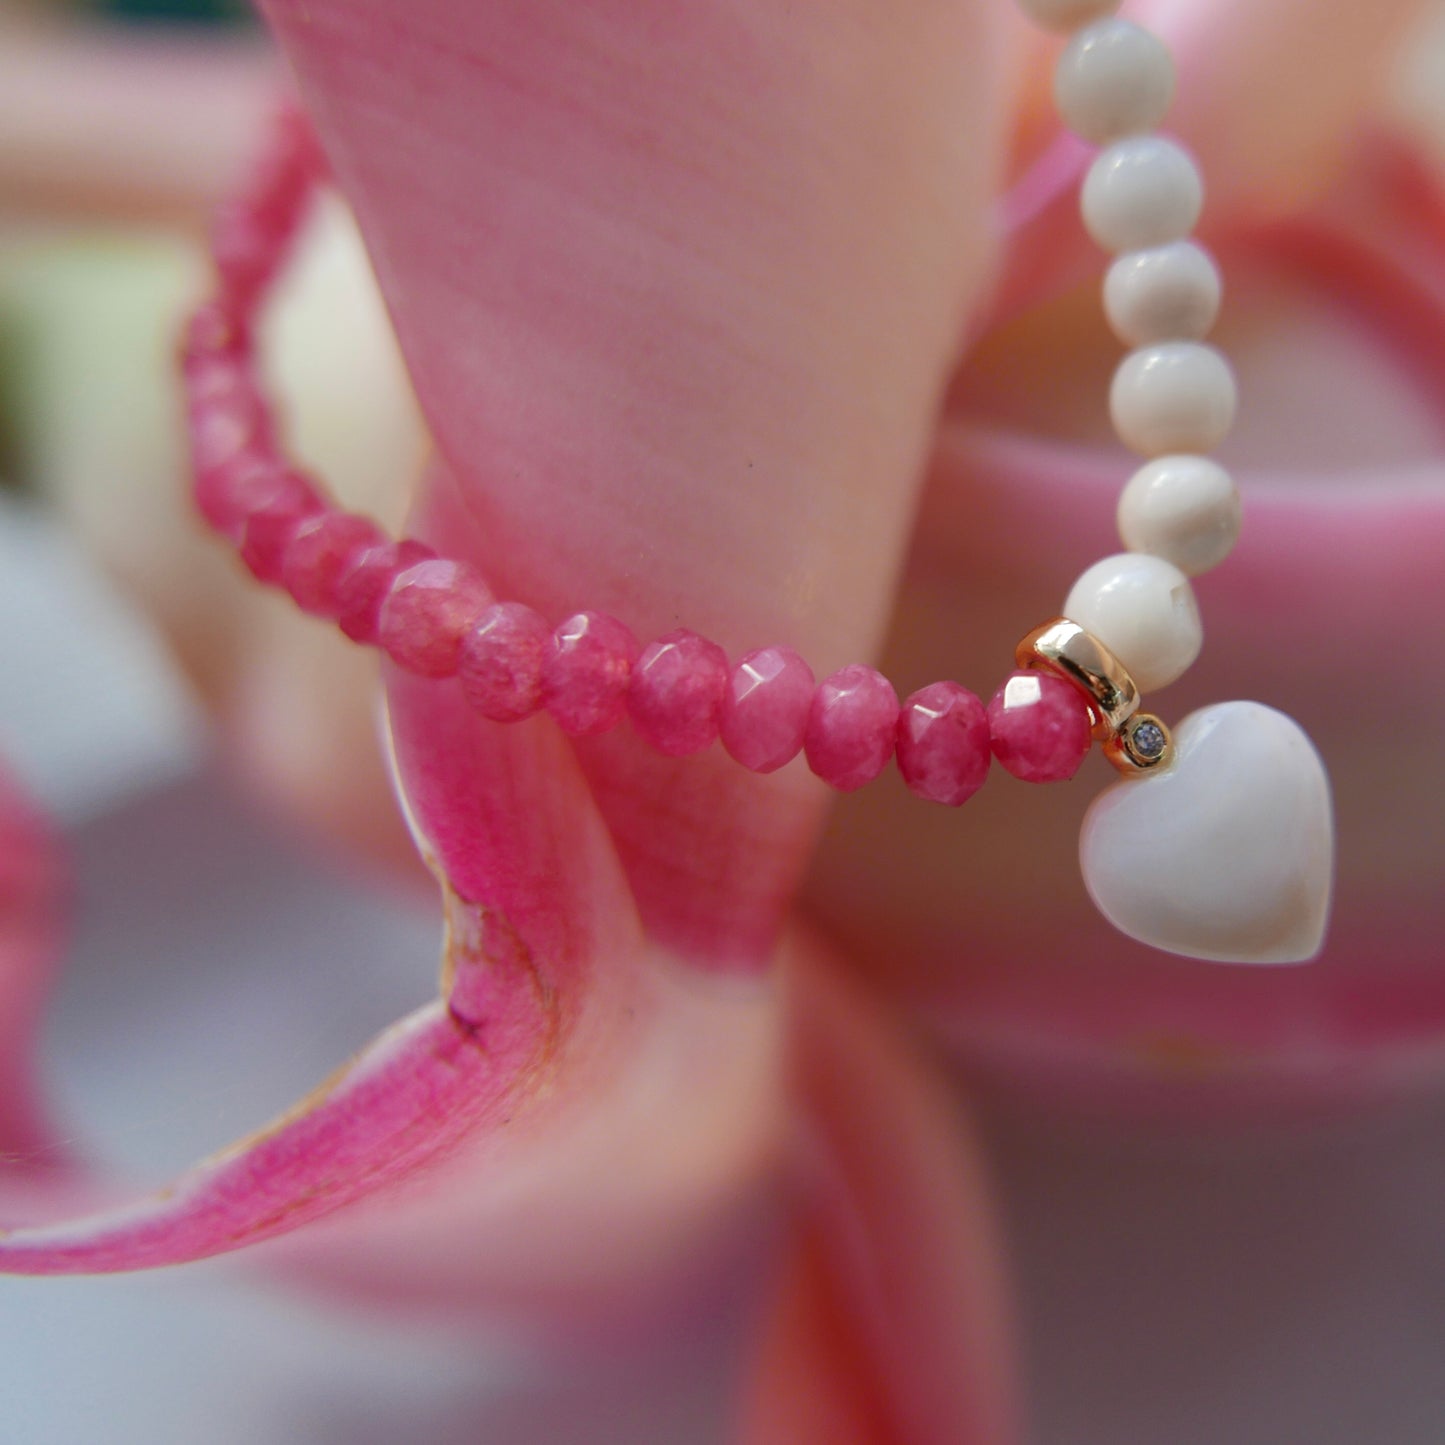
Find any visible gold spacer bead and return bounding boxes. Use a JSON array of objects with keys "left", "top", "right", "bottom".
[
  {"left": 1015, "top": 617, "right": 1140, "bottom": 742},
  {"left": 1015, "top": 617, "right": 1174, "bottom": 773}
]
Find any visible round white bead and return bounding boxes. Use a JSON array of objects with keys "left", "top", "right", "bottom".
[
  {"left": 1064, "top": 552, "right": 1202, "bottom": 691},
  {"left": 1117, "top": 455, "right": 1241, "bottom": 575},
  {"left": 1054, "top": 20, "right": 1175, "bottom": 145},
  {"left": 1110, "top": 341, "right": 1237, "bottom": 456},
  {"left": 1081, "top": 136, "right": 1202, "bottom": 253},
  {"left": 1104, "top": 241, "right": 1222, "bottom": 346},
  {"left": 1016, "top": 0, "right": 1120, "bottom": 34}
]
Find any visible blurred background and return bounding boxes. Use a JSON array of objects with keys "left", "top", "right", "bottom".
[{"left": 2, "top": 0, "right": 1445, "bottom": 1441}]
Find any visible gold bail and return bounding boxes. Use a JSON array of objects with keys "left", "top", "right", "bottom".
[{"left": 1015, "top": 618, "right": 1172, "bottom": 773}]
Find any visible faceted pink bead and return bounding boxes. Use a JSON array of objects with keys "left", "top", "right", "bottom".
[
  {"left": 628, "top": 629, "right": 730, "bottom": 757},
  {"left": 540, "top": 611, "right": 640, "bottom": 736},
  {"left": 334, "top": 539, "right": 437, "bottom": 644},
  {"left": 244, "top": 145, "right": 313, "bottom": 230},
  {"left": 188, "top": 385, "right": 271, "bottom": 474},
  {"left": 179, "top": 302, "right": 250, "bottom": 375},
  {"left": 987, "top": 669, "right": 1093, "bottom": 783},
  {"left": 189, "top": 393, "right": 271, "bottom": 471},
  {"left": 458, "top": 602, "right": 552, "bottom": 722},
  {"left": 193, "top": 448, "right": 294, "bottom": 539},
  {"left": 378, "top": 559, "right": 494, "bottom": 678},
  {"left": 896, "top": 681, "right": 991, "bottom": 806},
  {"left": 239, "top": 481, "right": 325, "bottom": 583},
  {"left": 184, "top": 354, "right": 250, "bottom": 405},
  {"left": 212, "top": 203, "right": 282, "bottom": 306},
  {"left": 281, "top": 512, "right": 386, "bottom": 616},
  {"left": 804, "top": 664, "right": 900, "bottom": 792},
  {"left": 719, "top": 646, "right": 815, "bottom": 774}
]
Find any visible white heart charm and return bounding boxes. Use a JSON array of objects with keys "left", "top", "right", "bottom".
[{"left": 1080, "top": 701, "right": 1334, "bottom": 964}]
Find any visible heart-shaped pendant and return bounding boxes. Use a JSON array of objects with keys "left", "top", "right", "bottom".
[{"left": 1079, "top": 701, "right": 1333, "bottom": 964}]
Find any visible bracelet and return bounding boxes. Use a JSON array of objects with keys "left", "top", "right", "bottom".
[{"left": 179, "top": 2, "right": 1333, "bottom": 964}]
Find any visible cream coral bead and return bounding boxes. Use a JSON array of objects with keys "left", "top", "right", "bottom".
[
  {"left": 1081, "top": 136, "right": 1202, "bottom": 252},
  {"left": 1117, "top": 455, "right": 1241, "bottom": 575},
  {"left": 1064, "top": 552, "right": 1202, "bottom": 691},
  {"left": 1110, "top": 341, "right": 1237, "bottom": 455},
  {"left": 1054, "top": 19, "right": 1175, "bottom": 145},
  {"left": 1016, "top": 0, "right": 1120, "bottom": 33},
  {"left": 1104, "top": 241, "right": 1222, "bottom": 346}
]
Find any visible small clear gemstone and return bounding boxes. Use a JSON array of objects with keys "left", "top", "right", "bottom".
[{"left": 1132, "top": 720, "right": 1166, "bottom": 758}]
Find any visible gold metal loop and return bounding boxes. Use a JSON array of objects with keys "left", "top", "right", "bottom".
[
  {"left": 1014, "top": 618, "right": 1140, "bottom": 742},
  {"left": 1015, "top": 618, "right": 1173, "bottom": 773}
]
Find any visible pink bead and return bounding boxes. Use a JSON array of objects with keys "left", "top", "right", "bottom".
[
  {"left": 378, "top": 559, "right": 494, "bottom": 678},
  {"left": 282, "top": 512, "right": 386, "bottom": 616},
  {"left": 193, "top": 448, "right": 294, "bottom": 539},
  {"left": 896, "top": 681, "right": 991, "bottom": 805},
  {"left": 719, "top": 646, "right": 815, "bottom": 773},
  {"left": 334, "top": 539, "right": 437, "bottom": 644},
  {"left": 245, "top": 135, "right": 315, "bottom": 225},
  {"left": 458, "top": 602, "right": 552, "bottom": 722},
  {"left": 179, "top": 302, "right": 250, "bottom": 375},
  {"left": 987, "top": 669, "right": 1094, "bottom": 783},
  {"left": 188, "top": 384, "right": 271, "bottom": 474},
  {"left": 183, "top": 357, "right": 249, "bottom": 416},
  {"left": 239, "top": 480, "right": 325, "bottom": 583},
  {"left": 212, "top": 203, "right": 286, "bottom": 306},
  {"left": 804, "top": 664, "right": 899, "bottom": 792},
  {"left": 540, "top": 611, "right": 639, "bottom": 736},
  {"left": 628, "top": 629, "right": 729, "bottom": 757}
]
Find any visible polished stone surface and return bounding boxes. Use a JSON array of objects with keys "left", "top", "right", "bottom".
[{"left": 1080, "top": 701, "right": 1334, "bottom": 964}]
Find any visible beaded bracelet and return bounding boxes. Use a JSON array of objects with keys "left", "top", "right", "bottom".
[{"left": 179, "top": 0, "right": 1333, "bottom": 964}]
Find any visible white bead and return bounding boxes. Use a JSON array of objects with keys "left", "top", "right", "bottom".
[
  {"left": 1080, "top": 702, "right": 1333, "bottom": 964},
  {"left": 1110, "top": 341, "right": 1236, "bottom": 456},
  {"left": 1081, "top": 136, "right": 1202, "bottom": 252},
  {"left": 1054, "top": 20, "right": 1175, "bottom": 145},
  {"left": 1117, "top": 455, "right": 1241, "bottom": 575},
  {"left": 1104, "top": 241, "right": 1221, "bottom": 346},
  {"left": 1016, "top": 0, "right": 1120, "bottom": 34},
  {"left": 1064, "top": 552, "right": 1201, "bottom": 691}
]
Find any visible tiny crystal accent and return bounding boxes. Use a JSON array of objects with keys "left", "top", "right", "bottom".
[{"left": 1132, "top": 720, "right": 1167, "bottom": 758}]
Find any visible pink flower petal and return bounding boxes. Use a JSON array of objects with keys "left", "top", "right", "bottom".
[
  {"left": 9, "top": 0, "right": 1022, "bottom": 1295},
  {"left": 0, "top": 763, "right": 67, "bottom": 1169},
  {"left": 1142, "top": 0, "right": 1431, "bottom": 218},
  {"left": 736, "top": 939, "right": 1019, "bottom": 1444},
  {"left": 259, "top": 0, "right": 1017, "bottom": 964},
  {"left": 0, "top": 678, "right": 781, "bottom": 1300},
  {"left": 0, "top": 995, "right": 539, "bottom": 1273},
  {"left": 0, "top": 914, "right": 782, "bottom": 1297}
]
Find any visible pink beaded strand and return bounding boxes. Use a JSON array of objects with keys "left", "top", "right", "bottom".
[
  {"left": 238, "top": 479, "right": 325, "bottom": 583},
  {"left": 379, "top": 559, "right": 494, "bottom": 678},
  {"left": 282, "top": 512, "right": 387, "bottom": 617},
  {"left": 334, "top": 539, "right": 437, "bottom": 645},
  {"left": 181, "top": 104, "right": 1112, "bottom": 809}
]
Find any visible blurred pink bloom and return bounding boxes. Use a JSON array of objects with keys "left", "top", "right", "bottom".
[
  {"left": 0, "top": 763, "right": 64, "bottom": 1171},
  {"left": 3, "top": 0, "right": 1444, "bottom": 1439}
]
